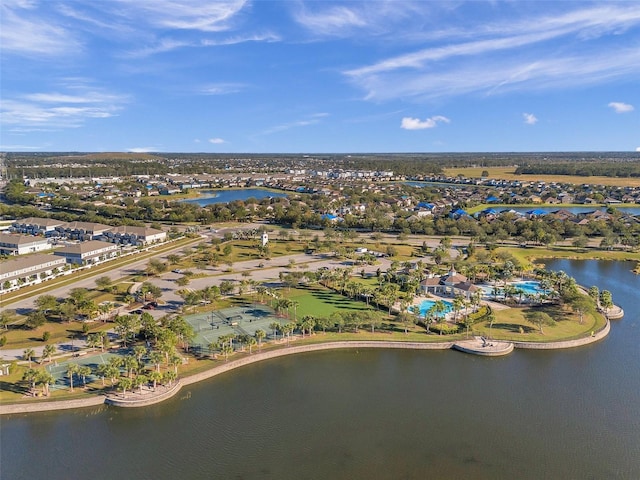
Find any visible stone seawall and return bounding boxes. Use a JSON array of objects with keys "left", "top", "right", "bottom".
[
  {"left": 0, "top": 395, "right": 105, "bottom": 415},
  {"left": 105, "top": 382, "right": 183, "bottom": 407},
  {"left": 513, "top": 319, "right": 610, "bottom": 350}
]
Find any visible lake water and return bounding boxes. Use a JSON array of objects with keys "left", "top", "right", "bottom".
[
  {"left": 2, "top": 260, "right": 639, "bottom": 479},
  {"left": 182, "top": 188, "right": 287, "bottom": 206}
]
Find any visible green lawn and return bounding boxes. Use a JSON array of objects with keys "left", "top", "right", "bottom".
[
  {"left": 1, "top": 319, "right": 113, "bottom": 350},
  {"left": 283, "top": 285, "right": 374, "bottom": 319},
  {"left": 496, "top": 245, "right": 640, "bottom": 266},
  {"left": 472, "top": 305, "right": 605, "bottom": 342}
]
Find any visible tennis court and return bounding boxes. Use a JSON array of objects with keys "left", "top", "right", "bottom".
[
  {"left": 185, "top": 304, "right": 281, "bottom": 353},
  {"left": 45, "top": 351, "right": 121, "bottom": 391}
]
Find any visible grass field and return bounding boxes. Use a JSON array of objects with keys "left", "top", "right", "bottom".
[
  {"left": 496, "top": 245, "right": 640, "bottom": 266},
  {"left": 473, "top": 305, "right": 605, "bottom": 342},
  {"left": 442, "top": 166, "right": 640, "bottom": 187},
  {"left": 1, "top": 319, "right": 114, "bottom": 350},
  {"left": 284, "top": 285, "right": 374, "bottom": 319}
]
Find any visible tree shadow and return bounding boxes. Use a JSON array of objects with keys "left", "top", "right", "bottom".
[
  {"left": 492, "top": 323, "right": 535, "bottom": 333},
  {"left": 0, "top": 380, "right": 29, "bottom": 395}
]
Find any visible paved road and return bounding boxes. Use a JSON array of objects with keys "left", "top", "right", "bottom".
[{"left": 0, "top": 251, "right": 396, "bottom": 361}]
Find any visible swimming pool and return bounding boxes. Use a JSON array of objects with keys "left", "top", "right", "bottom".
[
  {"left": 417, "top": 299, "right": 453, "bottom": 318},
  {"left": 513, "top": 280, "right": 545, "bottom": 295},
  {"left": 480, "top": 280, "right": 546, "bottom": 298}
]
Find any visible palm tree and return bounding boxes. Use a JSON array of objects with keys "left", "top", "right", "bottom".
[
  {"left": 247, "top": 337, "right": 257, "bottom": 354},
  {"left": 133, "top": 345, "right": 147, "bottom": 364},
  {"left": 368, "top": 312, "right": 382, "bottom": 333},
  {"left": 301, "top": 315, "right": 316, "bottom": 337},
  {"left": 120, "top": 356, "right": 136, "bottom": 379},
  {"left": 149, "top": 371, "right": 163, "bottom": 391},
  {"left": 169, "top": 353, "right": 182, "bottom": 373},
  {"left": 96, "top": 363, "right": 109, "bottom": 387},
  {"left": 409, "top": 304, "right": 422, "bottom": 327},
  {"left": 399, "top": 312, "right": 415, "bottom": 334},
  {"left": 106, "top": 361, "right": 121, "bottom": 387},
  {"left": 361, "top": 287, "right": 373, "bottom": 307},
  {"left": 36, "top": 370, "right": 55, "bottom": 397},
  {"left": 315, "top": 316, "right": 331, "bottom": 334},
  {"left": 149, "top": 350, "right": 164, "bottom": 373},
  {"left": 115, "top": 314, "right": 140, "bottom": 347},
  {"left": 487, "top": 311, "right": 496, "bottom": 339},
  {"left": 163, "top": 370, "right": 177, "bottom": 387},
  {"left": 330, "top": 311, "right": 345, "bottom": 334},
  {"left": 67, "top": 363, "right": 79, "bottom": 392},
  {"left": 452, "top": 295, "right": 465, "bottom": 323},
  {"left": 23, "top": 348, "right": 35, "bottom": 368},
  {"left": 133, "top": 374, "right": 147, "bottom": 394},
  {"left": 77, "top": 365, "right": 92, "bottom": 388},
  {"left": 269, "top": 322, "right": 281, "bottom": 340},
  {"left": 87, "top": 333, "right": 102, "bottom": 351},
  {"left": 255, "top": 329, "right": 266, "bottom": 349},
  {"left": 256, "top": 286, "right": 268, "bottom": 304},
  {"left": 42, "top": 344, "right": 56, "bottom": 364},
  {"left": 429, "top": 300, "right": 448, "bottom": 335},
  {"left": 118, "top": 377, "right": 133, "bottom": 397},
  {"left": 202, "top": 285, "right": 221, "bottom": 308},
  {"left": 220, "top": 344, "right": 233, "bottom": 361},
  {"left": 208, "top": 341, "right": 218, "bottom": 359},
  {"left": 22, "top": 368, "right": 39, "bottom": 396}
]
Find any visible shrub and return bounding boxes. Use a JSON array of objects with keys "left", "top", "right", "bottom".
[{"left": 430, "top": 323, "right": 461, "bottom": 335}]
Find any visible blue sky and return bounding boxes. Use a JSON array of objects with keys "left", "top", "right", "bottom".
[{"left": 1, "top": 0, "right": 639, "bottom": 153}]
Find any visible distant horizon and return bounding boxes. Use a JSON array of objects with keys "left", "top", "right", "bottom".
[{"left": 4, "top": 150, "right": 640, "bottom": 156}]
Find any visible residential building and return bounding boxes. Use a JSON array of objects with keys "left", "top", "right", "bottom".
[
  {"left": 101, "top": 225, "right": 166, "bottom": 246},
  {"left": 0, "top": 254, "right": 66, "bottom": 291},
  {"left": 0, "top": 232, "right": 51, "bottom": 255},
  {"left": 54, "top": 240, "right": 119, "bottom": 265},
  {"left": 10, "top": 217, "right": 66, "bottom": 236}
]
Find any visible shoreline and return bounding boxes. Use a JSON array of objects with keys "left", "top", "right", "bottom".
[{"left": 0, "top": 316, "right": 613, "bottom": 415}]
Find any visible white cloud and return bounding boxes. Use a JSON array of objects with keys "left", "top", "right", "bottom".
[
  {"left": 608, "top": 102, "right": 634, "bottom": 113},
  {"left": 523, "top": 113, "right": 538, "bottom": 125},
  {"left": 126, "top": 32, "right": 280, "bottom": 58},
  {"left": 347, "top": 46, "right": 640, "bottom": 102},
  {"left": 344, "top": 4, "right": 640, "bottom": 101},
  {"left": 200, "top": 83, "right": 246, "bottom": 95},
  {"left": 208, "top": 138, "right": 226, "bottom": 144},
  {"left": 401, "top": 116, "right": 450, "bottom": 130},
  {"left": 292, "top": 2, "right": 428, "bottom": 38},
  {"left": 114, "top": 0, "right": 248, "bottom": 32},
  {"left": 293, "top": 6, "right": 367, "bottom": 36},
  {"left": 260, "top": 113, "right": 328, "bottom": 135},
  {"left": 0, "top": 0, "right": 81, "bottom": 56},
  {"left": 1, "top": 84, "right": 128, "bottom": 128},
  {"left": 346, "top": 4, "right": 640, "bottom": 78},
  {"left": 636, "top": 147, "right": 640, "bottom": 152},
  {"left": 128, "top": 147, "right": 158, "bottom": 153}
]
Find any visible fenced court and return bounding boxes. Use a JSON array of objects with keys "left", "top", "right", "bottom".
[
  {"left": 45, "top": 351, "right": 121, "bottom": 391},
  {"left": 186, "top": 304, "right": 281, "bottom": 354}
]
